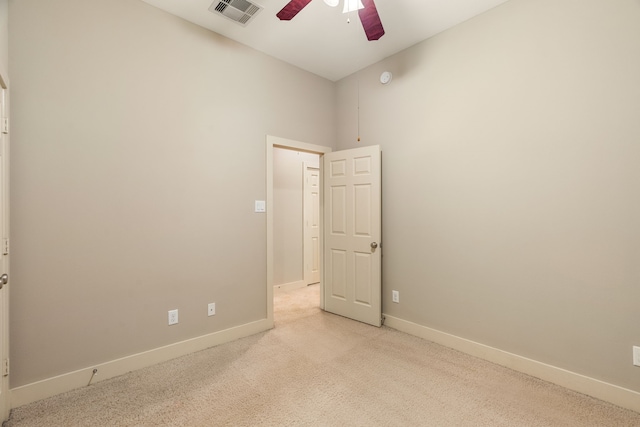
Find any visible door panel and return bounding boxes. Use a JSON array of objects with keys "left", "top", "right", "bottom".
[
  {"left": 354, "top": 184, "right": 371, "bottom": 235},
  {"left": 354, "top": 252, "right": 372, "bottom": 304},
  {"left": 330, "top": 249, "right": 347, "bottom": 299},
  {"left": 324, "top": 145, "right": 381, "bottom": 327},
  {"left": 330, "top": 186, "right": 346, "bottom": 234}
]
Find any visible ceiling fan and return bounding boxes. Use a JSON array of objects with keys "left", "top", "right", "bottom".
[{"left": 276, "top": 0, "right": 385, "bottom": 41}]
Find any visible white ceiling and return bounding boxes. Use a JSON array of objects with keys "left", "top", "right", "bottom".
[{"left": 141, "top": 0, "right": 511, "bottom": 81}]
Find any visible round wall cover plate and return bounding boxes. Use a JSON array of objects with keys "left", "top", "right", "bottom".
[{"left": 380, "top": 71, "right": 392, "bottom": 84}]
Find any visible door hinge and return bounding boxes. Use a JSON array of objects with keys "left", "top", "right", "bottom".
[
  {"left": 2, "top": 238, "right": 7, "bottom": 255},
  {"left": 1, "top": 117, "right": 7, "bottom": 134},
  {"left": 2, "top": 359, "right": 8, "bottom": 376}
]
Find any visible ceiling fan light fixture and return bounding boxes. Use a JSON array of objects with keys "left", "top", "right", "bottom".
[
  {"left": 343, "top": 0, "right": 364, "bottom": 13},
  {"left": 323, "top": 0, "right": 339, "bottom": 7}
]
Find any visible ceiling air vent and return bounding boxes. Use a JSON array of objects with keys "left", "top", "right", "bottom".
[{"left": 209, "top": 0, "right": 263, "bottom": 27}]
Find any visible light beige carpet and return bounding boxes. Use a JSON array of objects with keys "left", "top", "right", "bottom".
[{"left": 5, "top": 284, "right": 640, "bottom": 426}]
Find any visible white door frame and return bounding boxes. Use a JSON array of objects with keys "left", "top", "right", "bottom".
[
  {"left": 0, "top": 69, "right": 9, "bottom": 421},
  {"left": 266, "top": 136, "right": 331, "bottom": 326}
]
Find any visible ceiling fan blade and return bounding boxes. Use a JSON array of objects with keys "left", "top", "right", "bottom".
[
  {"left": 358, "top": 0, "right": 385, "bottom": 41},
  {"left": 277, "top": 0, "right": 314, "bottom": 20}
]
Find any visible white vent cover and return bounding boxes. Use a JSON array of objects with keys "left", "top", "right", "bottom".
[{"left": 209, "top": 0, "right": 263, "bottom": 27}]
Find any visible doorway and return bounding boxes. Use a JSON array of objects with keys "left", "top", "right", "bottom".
[
  {"left": 266, "top": 136, "right": 382, "bottom": 328},
  {"left": 272, "top": 148, "right": 319, "bottom": 291},
  {"left": 266, "top": 136, "right": 332, "bottom": 326}
]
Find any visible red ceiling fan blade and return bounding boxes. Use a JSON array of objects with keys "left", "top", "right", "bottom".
[
  {"left": 277, "top": 0, "right": 314, "bottom": 21},
  {"left": 358, "top": 0, "right": 385, "bottom": 41}
]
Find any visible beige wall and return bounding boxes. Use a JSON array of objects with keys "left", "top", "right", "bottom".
[
  {"left": 0, "top": 0, "right": 7, "bottom": 79},
  {"left": 336, "top": 0, "right": 640, "bottom": 392},
  {"left": 273, "top": 148, "right": 319, "bottom": 286},
  {"left": 8, "top": 0, "right": 335, "bottom": 388}
]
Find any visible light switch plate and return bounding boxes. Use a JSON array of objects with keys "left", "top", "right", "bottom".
[
  {"left": 255, "top": 200, "right": 266, "bottom": 213},
  {"left": 633, "top": 346, "right": 640, "bottom": 367}
]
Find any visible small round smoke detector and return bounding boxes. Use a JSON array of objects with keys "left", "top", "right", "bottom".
[{"left": 380, "top": 71, "right": 392, "bottom": 85}]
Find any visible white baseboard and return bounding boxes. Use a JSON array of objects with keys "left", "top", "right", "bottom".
[
  {"left": 383, "top": 315, "right": 640, "bottom": 414},
  {"left": 10, "top": 318, "right": 273, "bottom": 408},
  {"left": 274, "top": 280, "right": 307, "bottom": 292}
]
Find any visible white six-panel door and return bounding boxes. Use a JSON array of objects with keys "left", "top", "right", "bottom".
[
  {"left": 304, "top": 166, "right": 320, "bottom": 285},
  {"left": 324, "top": 145, "right": 381, "bottom": 327}
]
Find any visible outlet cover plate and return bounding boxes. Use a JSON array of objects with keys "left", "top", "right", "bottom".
[
  {"left": 392, "top": 290, "right": 400, "bottom": 303},
  {"left": 168, "top": 309, "right": 178, "bottom": 325}
]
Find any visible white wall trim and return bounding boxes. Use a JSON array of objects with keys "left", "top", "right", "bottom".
[
  {"left": 10, "top": 318, "right": 272, "bottom": 408},
  {"left": 274, "top": 280, "right": 307, "bottom": 292},
  {"left": 383, "top": 315, "right": 640, "bottom": 414}
]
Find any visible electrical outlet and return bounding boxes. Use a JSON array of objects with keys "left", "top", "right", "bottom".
[
  {"left": 208, "top": 303, "right": 216, "bottom": 317},
  {"left": 392, "top": 290, "right": 400, "bottom": 303},
  {"left": 168, "top": 309, "right": 178, "bottom": 325},
  {"left": 633, "top": 346, "right": 640, "bottom": 367}
]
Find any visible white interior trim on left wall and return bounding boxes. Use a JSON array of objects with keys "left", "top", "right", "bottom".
[{"left": 11, "top": 318, "right": 271, "bottom": 408}]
